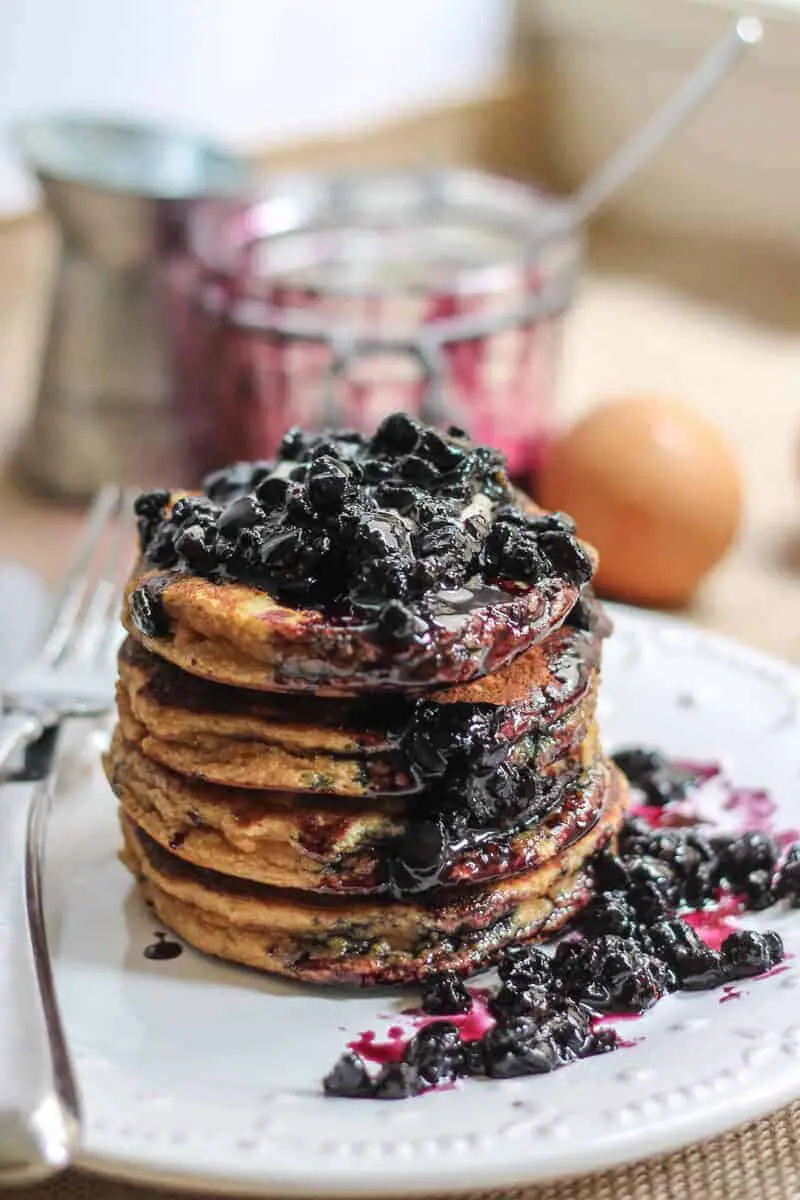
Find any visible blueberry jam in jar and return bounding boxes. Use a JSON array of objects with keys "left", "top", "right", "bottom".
[{"left": 130, "top": 415, "right": 593, "bottom": 641}]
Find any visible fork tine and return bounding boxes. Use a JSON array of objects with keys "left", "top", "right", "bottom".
[
  {"left": 89, "top": 487, "right": 139, "bottom": 668},
  {"left": 66, "top": 487, "right": 138, "bottom": 667},
  {"left": 41, "top": 485, "right": 122, "bottom": 665},
  {"left": 98, "top": 486, "right": 139, "bottom": 667}
]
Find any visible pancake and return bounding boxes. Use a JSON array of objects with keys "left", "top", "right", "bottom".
[
  {"left": 119, "top": 764, "right": 627, "bottom": 984},
  {"left": 115, "top": 623, "right": 601, "bottom": 795},
  {"left": 123, "top": 563, "right": 585, "bottom": 696},
  {"left": 106, "top": 725, "right": 605, "bottom": 893},
  {"left": 119, "top": 618, "right": 602, "bottom": 750},
  {"left": 115, "top": 687, "right": 414, "bottom": 797},
  {"left": 115, "top": 682, "right": 596, "bottom": 798}
]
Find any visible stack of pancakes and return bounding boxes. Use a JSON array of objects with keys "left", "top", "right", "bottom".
[{"left": 107, "top": 421, "right": 628, "bottom": 985}]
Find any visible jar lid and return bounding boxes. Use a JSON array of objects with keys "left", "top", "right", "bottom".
[{"left": 191, "top": 169, "right": 579, "bottom": 299}]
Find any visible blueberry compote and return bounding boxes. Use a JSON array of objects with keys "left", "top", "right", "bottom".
[
  {"left": 382, "top": 704, "right": 577, "bottom": 897},
  {"left": 377, "top": 613, "right": 601, "bottom": 897},
  {"left": 323, "top": 750, "right": 796, "bottom": 1100},
  {"left": 131, "top": 414, "right": 592, "bottom": 642}
]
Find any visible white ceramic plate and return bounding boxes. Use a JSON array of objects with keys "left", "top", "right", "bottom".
[{"left": 48, "top": 605, "right": 800, "bottom": 1196}]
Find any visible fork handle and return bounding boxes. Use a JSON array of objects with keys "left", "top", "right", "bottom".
[{"left": 0, "top": 729, "right": 80, "bottom": 1182}]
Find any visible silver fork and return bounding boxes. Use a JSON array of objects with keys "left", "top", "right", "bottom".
[{"left": 0, "top": 484, "right": 136, "bottom": 1183}]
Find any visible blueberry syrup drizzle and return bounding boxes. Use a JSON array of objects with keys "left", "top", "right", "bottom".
[
  {"left": 130, "top": 414, "right": 593, "bottom": 646},
  {"left": 380, "top": 624, "right": 602, "bottom": 897},
  {"left": 323, "top": 748, "right": 798, "bottom": 1100},
  {"left": 143, "top": 931, "right": 183, "bottom": 961}
]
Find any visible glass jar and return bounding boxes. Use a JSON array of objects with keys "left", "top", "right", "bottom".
[{"left": 165, "top": 170, "right": 582, "bottom": 487}]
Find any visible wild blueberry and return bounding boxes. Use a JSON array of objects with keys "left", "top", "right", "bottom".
[
  {"left": 323, "top": 1051, "right": 373, "bottom": 1098},
  {"left": 420, "top": 972, "right": 471, "bottom": 1016},
  {"left": 374, "top": 483, "right": 418, "bottom": 513},
  {"left": 372, "top": 1061, "right": 422, "bottom": 1100},
  {"left": 775, "top": 844, "right": 800, "bottom": 906},
  {"left": 417, "top": 429, "right": 465, "bottom": 473},
  {"left": 716, "top": 833, "right": 778, "bottom": 887},
  {"left": 721, "top": 929, "right": 784, "bottom": 979},
  {"left": 581, "top": 890, "right": 640, "bottom": 939},
  {"left": 255, "top": 475, "right": 290, "bottom": 509},
  {"left": 741, "top": 868, "right": 776, "bottom": 912},
  {"left": 130, "top": 581, "right": 170, "bottom": 638},
  {"left": 370, "top": 412, "right": 420, "bottom": 456},
  {"left": 217, "top": 495, "right": 265, "bottom": 537},
  {"left": 624, "top": 857, "right": 680, "bottom": 924},
  {"left": 461, "top": 1040, "right": 486, "bottom": 1076},
  {"left": 581, "top": 1027, "right": 619, "bottom": 1057},
  {"left": 556, "top": 935, "right": 671, "bottom": 1013},
  {"left": 306, "top": 456, "right": 353, "bottom": 514},
  {"left": 482, "top": 1020, "right": 562, "bottom": 1078},
  {"left": 173, "top": 523, "right": 216, "bottom": 571},
  {"left": 612, "top": 748, "right": 699, "bottom": 806},
  {"left": 648, "top": 919, "right": 725, "bottom": 991},
  {"left": 277, "top": 426, "right": 307, "bottom": 460},
  {"left": 403, "top": 1023, "right": 464, "bottom": 1085},
  {"left": 538, "top": 530, "right": 593, "bottom": 586},
  {"left": 400, "top": 454, "right": 440, "bottom": 486},
  {"left": 498, "top": 944, "right": 554, "bottom": 987},
  {"left": 489, "top": 981, "right": 553, "bottom": 1022}
]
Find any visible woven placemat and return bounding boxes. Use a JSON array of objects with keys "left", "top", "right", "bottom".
[{"left": 6, "top": 1100, "right": 800, "bottom": 1200}]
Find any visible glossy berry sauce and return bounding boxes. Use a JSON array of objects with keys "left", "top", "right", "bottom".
[
  {"left": 323, "top": 749, "right": 797, "bottom": 1101},
  {"left": 143, "top": 931, "right": 183, "bottom": 961},
  {"left": 348, "top": 990, "right": 496, "bottom": 1066},
  {"left": 682, "top": 892, "right": 744, "bottom": 952},
  {"left": 130, "top": 415, "right": 593, "bottom": 649}
]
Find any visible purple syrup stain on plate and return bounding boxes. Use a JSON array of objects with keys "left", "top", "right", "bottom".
[
  {"left": 348, "top": 989, "right": 497, "bottom": 1072},
  {"left": 682, "top": 892, "right": 745, "bottom": 952}
]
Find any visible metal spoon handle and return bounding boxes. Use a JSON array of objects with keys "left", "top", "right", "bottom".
[
  {"left": 0, "top": 737, "right": 80, "bottom": 1184},
  {"left": 568, "top": 14, "right": 763, "bottom": 227}
]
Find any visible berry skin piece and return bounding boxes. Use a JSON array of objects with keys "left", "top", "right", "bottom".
[
  {"left": 611, "top": 748, "right": 701, "bottom": 806},
  {"left": 721, "top": 929, "right": 785, "bottom": 980},
  {"left": 322, "top": 1052, "right": 374, "bottom": 1099},
  {"left": 420, "top": 971, "right": 472, "bottom": 1016},
  {"left": 775, "top": 844, "right": 800, "bottom": 907},
  {"left": 741, "top": 868, "right": 776, "bottom": 912},
  {"left": 130, "top": 581, "right": 170, "bottom": 638},
  {"left": 489, "top": 981, "right": 554, "bottom": 1022},
  {"left": 497, "top": 944, "right": 554, "bottom": 988},
  {"left": 581, "top": 1027, "right": 619, "bottom": 1057},
  {"left": 373, "top": 1061, "right": 422, "bottom": 1100},
  {"left": 648, "top": 919, "right": 726, "bottom": 991},
  {"left": 580, "top": 889, "right": 640, "bottom": 939},
  {"left": 403, "top": 1023, "right": 465, "bottom": 1086},
  {"left": 482, "top": 1019, "right": 563, "bottom": 1078},
  {"left": 370, "top": 412, "right": 421, "bottom": 456},
  {"left": 715, "top": 832, "right": 778, "bottom": 888},
  {"left": 624, "top": 857, "right": 680, "bottom": 924}
]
